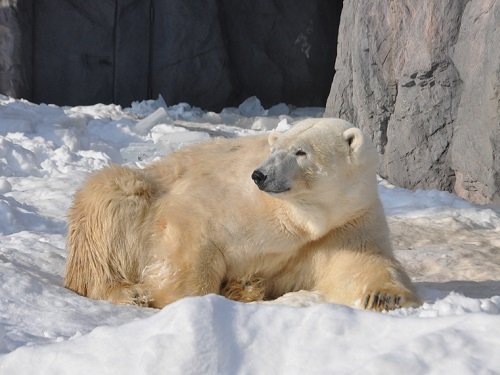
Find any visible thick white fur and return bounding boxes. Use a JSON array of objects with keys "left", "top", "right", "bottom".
[{"left": 65, "top": 118, "right": 420, "bottom": 311}]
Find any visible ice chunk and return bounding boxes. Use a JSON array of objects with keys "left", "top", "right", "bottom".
[
  {"left": 267, "top": 103, "right": 290, "bottom": 116},
  {"left": 202, "top": 111, "right": 223, "bottom": 124},
  {"left": 238, "top": 96, "right": 265, "bottom": 117},
  {"left": 275, "top": 118, "right": 292, "bottom": 132},
  {"left": 290, "top": 107, "right": 325, "bottom": 117},
  {"left": 128, "top": 95, "right": 168, "bottom": 117},
  {"left": 167, "top": 103, "right": 191, "bottom": 119},
  {"left": 219, "top": 107, "right": 245, "bottom": 127},
  {"left": 134, "top": 107, "right": 172, "bottom": 135},
  {"left": 121, "top": 131, "right": 209, "bottom": 164},
  {"left": 251, "top": 117, "right": 281, "bottom": 131}
]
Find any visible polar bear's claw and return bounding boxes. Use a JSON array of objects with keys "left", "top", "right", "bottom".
[{"left": 364, "top": 291, "right": 407, "bottom": 311}]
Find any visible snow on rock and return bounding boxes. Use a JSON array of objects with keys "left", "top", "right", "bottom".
[{"left": 0, "top": 95, "right": 499, "bottom": 373}]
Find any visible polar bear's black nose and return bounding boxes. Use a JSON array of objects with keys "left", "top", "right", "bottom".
[{"left": 252, "top": 170, "right": 267, "bottom": 187}]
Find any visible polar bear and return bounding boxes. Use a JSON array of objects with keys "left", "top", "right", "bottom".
[{"left": 65, "top": 118, "right": 420, "bottom": 311}]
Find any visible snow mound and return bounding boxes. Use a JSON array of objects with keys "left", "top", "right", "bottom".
[{"left": 2, "top": 296, "right": 499, "bottom": 374}]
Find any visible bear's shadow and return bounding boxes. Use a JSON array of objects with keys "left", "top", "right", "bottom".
[{"left": 415, "top": 280, "right": 500, "bottom": 301}]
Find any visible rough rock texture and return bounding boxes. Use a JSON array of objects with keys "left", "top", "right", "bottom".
[
  {"left": 32, "top": 0, "right": 117, "bottom": 106},
  {"left": 451, "top": 0, "right": 500, "bottom": 204},
  {"left": 0, "top": 0, "right": 341, "bottom": 111},
  {"left": 0, "top": 0, "right": 32, "bottom": 100},
  {"left": 219, "top": 0, "right": 339, "bottom": 107},
  {"left": 31, "top": 0, "right": 232, "bottom": 109},
  {"left": 325, "top": 0, "right": 500, "bottom": 205},
  {"left": 150, "top": 0, "right": 233, "bottom": 111}
]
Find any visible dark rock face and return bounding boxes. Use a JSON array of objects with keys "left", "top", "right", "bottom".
[
  {"left": 0, "top": 0, "right": 32, "bottom": 100},
  {"left": 219, "top": 0, "right": 340, "bottom": 107},
  {"left": 0, "top": 0, "right": 341, "bottom": 111},
  {"left": 149, "top": 0, "right": 233, "bottom": 111},
  {"left": 32, "top": 0, "right": 118, "bottom": 106},
  {"left": 325, "top": 0, "right": 500, "bottom": 205}
]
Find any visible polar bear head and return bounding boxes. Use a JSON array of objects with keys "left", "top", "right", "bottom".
[{"left": 251, "top": 118, "right": 378, "bottom": 204}]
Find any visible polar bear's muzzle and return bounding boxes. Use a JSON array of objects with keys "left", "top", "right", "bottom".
[
  {"left": 251, "top": 168, "right": 291, "bottom": 193},
  {"left": 252, "top": 150, "right": 297, "bottom": 194}
]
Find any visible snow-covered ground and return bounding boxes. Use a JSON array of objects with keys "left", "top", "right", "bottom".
[{"left": 0, "top": 95, "right": 499, "bottom": 374}]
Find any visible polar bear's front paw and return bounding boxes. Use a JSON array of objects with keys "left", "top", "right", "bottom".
[
  {"left": 108, "top": 284, "right": 152, "bottom": 307},
  {"left": 130, "top": 288, "right": 153, "bottom": 307},
  {"left": 363, "top": 290, "right": 420, "bottom": 312},
  {"left": 221, "top": 276, "right": 266, "bottom": 302}
]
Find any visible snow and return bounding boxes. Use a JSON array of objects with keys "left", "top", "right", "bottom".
[{"left": 0, "top": 95, "right": 499, "bottom": 374}]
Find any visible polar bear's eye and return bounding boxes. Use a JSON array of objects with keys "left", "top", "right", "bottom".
[{"left": 295, "top": 150, "right": 307, "bottom": 157}]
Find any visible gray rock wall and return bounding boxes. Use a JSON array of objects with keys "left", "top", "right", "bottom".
[
  {"left": 325, "top": 0, "right": 500, "bottom": 205},
  {"left": 451, "top": 0, "right": 500, "bottom": 204}
]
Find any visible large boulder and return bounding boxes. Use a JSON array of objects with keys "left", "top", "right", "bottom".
[{"left": 325, "top": 0, "right": 500, "bottom": 205}]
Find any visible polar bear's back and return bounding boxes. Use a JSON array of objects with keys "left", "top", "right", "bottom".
[
  {"left": 143, "top": 135, "right": 271, "bottom": 219},
  {"left": 146, "top": 135, "right": 268, "bottom": 193}
]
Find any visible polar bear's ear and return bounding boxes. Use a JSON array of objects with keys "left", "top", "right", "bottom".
[
  {"left": 268, "top": 131, "right": 280, "bottom": 146},
  {"left": 343, "top": 128, "right": 364, "bottom": 158}
]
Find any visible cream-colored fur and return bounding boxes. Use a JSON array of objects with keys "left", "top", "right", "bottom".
[{"left": 65, "top": 118, "right": 421, "bottom": 311}]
